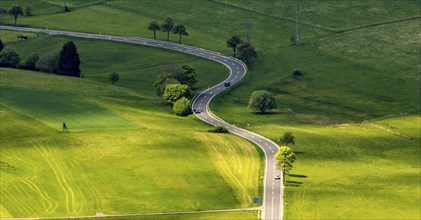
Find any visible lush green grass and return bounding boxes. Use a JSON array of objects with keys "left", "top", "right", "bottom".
[
  {"left": 0, "top": 30, "right": 37, "bottom": 43},
  {"left": 215, "top": 0, "right": 421, "bottom": 30},
  {"left": 70, "top": 210, "right": 259, "bottom": 220},
  {"left": 1, "top": 0, "right": 420, "bottom": 219},
  {"left": 1, "top": 86, "right": 138, "bottom": 131},
  {"left": 0, "top": 69, "right": 262, "bottom": 217}
]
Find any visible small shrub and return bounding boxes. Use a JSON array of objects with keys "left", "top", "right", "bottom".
[
  {"left": 292, "top": 69, "right": 302, "bottom": 78},
  {"left": 0, "top": 48, "right": 20, "bottom": 67},
  {"left": 208, "top": 126, "right": 229, "bottom": 133}
]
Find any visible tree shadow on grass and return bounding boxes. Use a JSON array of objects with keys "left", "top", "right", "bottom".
[
  {"left": 287, "top": 173, "right": 308, "bottom": 178},
  {"left": 252, "top": 111, "right": 281, "bottom": 115},
  {"left": 285, "top": 180, "right": 303, "bottom": 187},
  {"left": 294, "top": 151, "right": 305, "bottom": 155}
]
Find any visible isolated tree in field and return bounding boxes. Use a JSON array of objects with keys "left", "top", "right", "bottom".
[
  {"left": 0, "top": 40, "right": 4, "bottom": 53},
  {"left": 172, "top": 97, "right": 191, "bottom": 116},
  {"left": 161, "top": 16, "right": 174, "bottom": 41},
  {"left": 148, "top": 21, "right": 160, "bottom": 40},
  {"left": 172, "top": 24, "right": 188, "bottom": 43},
  {"left": 238, "top": 43, "right": 257, "bottom": 65},
  {"left": 8, "top": 6, "right": 24, "bottom": 26},
  {"left": 248, "top": 90, "right": 276, "bottom": 113},
  {"left": 226, "top": 35, "right": 243, "bottom": 58},
  {"left": 0, "top": 8, "right": 7, "bottom": 24},
  {"left": 274, "top": 146, "right": 296, "bottom": 184},
  {"left": 25, "top": 6, "right": 32, "bottom": 16},
  {"left": 0, "top": 48, "right": 20, "bottom": 67},
  {"left": 58, "top": 41, "right": 81, "bottom": 77},
  {"left": 109, "top": 72, "right": 119, "bottom": 85},
  {"left": 280, "top": 132, "right": 295, "bottom": 146},
  {"left": 163, "top": 84, "right": 191, "bottom": 105}
]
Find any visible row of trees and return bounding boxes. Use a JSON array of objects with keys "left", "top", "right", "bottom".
[
  {"left": 226, "top": 35, "right": 257, "bottom": 65},
  {"left": 0, "top": 5, "right": 32, "bottom": 26},
  {"left": 0, "top": 40, "right": 81, "bottom": 77},
  {"left": 148, "top": 16, "right": 188, "bottom": 43},
  {"left": 154, "top": 64, "right": 198, "bottom": 116}
]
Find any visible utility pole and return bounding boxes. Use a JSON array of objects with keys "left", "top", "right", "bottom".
[
  {"left": 295, "top": 0, "right": 301, "bottom": 45},
  {"left": 63, "top": 0, "right": 66, "bottom": 13},
  {"left": 246, "top": 20, "right": 252, "bottom": 44}
]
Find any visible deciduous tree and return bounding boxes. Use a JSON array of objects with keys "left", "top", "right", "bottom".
[
  {"left": 109, "top": 72, "right": 119, "bottom": 85},
  {"left": 172, "top": 24, "right": 188, "bottom": 43},
  {"left": 18, "top": 54, "right": 39, "bottom": 70},
  {"left": 148, "top": 21, "right": 160, "bottom": 40},
  {"left": 161, "top": 16, "right": 174, "bottom": 41},
  {"left": 280, "top": 132, "right": 295, "bottom": 146},
  {"left": 154, "top": 72, "right": 179, "bottom": 96},
  {"left": 238, "top": 43, "right": 257, "bottom": 65},
  {"left": 248, "top": 90, "right": 276, "bottom": 113},
  {"left": 172, "top": 97, "right": 191, "bottom": 116},
  {"left": 36, "top": 52, "right": 59, "bottom": 73},
  {"left": 8, "top": 6, "right": 24, "bottom": 26},
  {"left": 0, "top": 48, "right": 20, "bottom": 67},
  {"left": 226, "top": 35, "right": 243, "bottom": 58},
  {"left": 274, "top": 146, "right": 296, "bottom": 184},
  {"left": 163, "top": 84, "right": 191, "bottom": 105}
]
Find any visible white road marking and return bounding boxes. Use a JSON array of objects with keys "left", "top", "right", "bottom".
[{"left": 265, "top": 143, "right": 268, "bottom": 146}]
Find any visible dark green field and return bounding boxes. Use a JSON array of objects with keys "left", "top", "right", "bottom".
[{"left": 0, "top": 0, "right": 420, "bottom": 219}]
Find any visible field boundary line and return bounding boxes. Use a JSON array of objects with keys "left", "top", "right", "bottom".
[{"left": 0, "top": 207, "right": 262, "bottom": 220}]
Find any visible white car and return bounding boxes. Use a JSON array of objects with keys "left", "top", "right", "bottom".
[{"left": 273, "top": 174, "right": 281, "bottom": 180}]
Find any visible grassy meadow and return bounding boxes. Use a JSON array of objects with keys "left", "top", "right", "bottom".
[
  {"left": 0, "top": 46, "right": 262, "bottom": 218},
  {"left": 1, "top": 0, "right": 420, "bottom": 219}
]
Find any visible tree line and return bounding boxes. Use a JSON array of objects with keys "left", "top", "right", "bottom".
[
  {"left": 148, "top": 15, "right": 188, "bottom": 43},
  {"left": 0, "top": 39, "right": 81, "bottom": 78}
]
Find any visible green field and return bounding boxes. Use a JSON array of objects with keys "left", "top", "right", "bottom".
[
  {"left": 1, "top": 0, "right": 420, "bottom": 219},
  {"left": 0, "top": 68, "right": 262, "bottom": 217}
]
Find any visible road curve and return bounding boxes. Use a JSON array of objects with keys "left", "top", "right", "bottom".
[{"left": 0, "top": 25, "right": 283, "bottom": 220}]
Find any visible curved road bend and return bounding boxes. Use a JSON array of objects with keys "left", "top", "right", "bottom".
[{"left": 0, "top": 25, "right": 283, "bottom": 220}]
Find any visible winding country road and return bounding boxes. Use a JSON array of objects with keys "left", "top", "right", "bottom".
[{"left": 0, "top": 25, "right": 282, "bottom": 220}]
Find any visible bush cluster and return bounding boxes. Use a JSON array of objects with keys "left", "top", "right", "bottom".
[{"left": 154, "top": 64, "right": 198, "bottom": 116}]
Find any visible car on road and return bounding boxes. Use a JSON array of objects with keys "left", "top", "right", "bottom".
[
  {"left": 193, "top": 109, "right": 202, "bottom": 114},
  {"left": 224, "top": 82, "right": 231, "bottom": 87},
  {"left": 274, "top": 174, "right": 281, "bottom": 180}
]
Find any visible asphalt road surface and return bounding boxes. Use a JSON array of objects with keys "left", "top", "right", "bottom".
[{"left": 0, "top": 25, "right": 283, "bottom": 220}]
